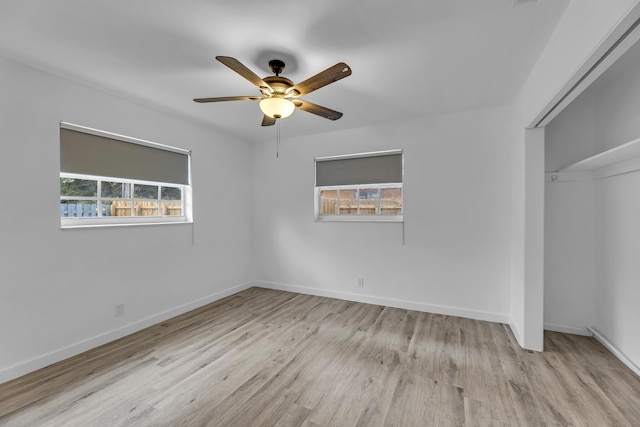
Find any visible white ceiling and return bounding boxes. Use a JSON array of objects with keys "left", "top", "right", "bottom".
[{"left": 0, "top": 0, "right": 570, "bottom": 142}]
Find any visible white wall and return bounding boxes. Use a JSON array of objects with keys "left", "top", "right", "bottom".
[
  {"left": 509, "top": 105, "right": 526, "bottom": 345},
  {"left": 596, "top": 174, "right": 640, "bottom": 370},
  {"left": 508, "top": 124, "right": 546, "bottom": 351},
  {"left": 545, "top": 89, "right": 597, "bottom": 172},
  {"left": 524, "top": 129, "right": 546, "bottom": 349},
  {"left": 252, "top": 108, "right": 514, "bottom": 323},
  {"left": 591, "top": 37, "right": 640, "bottom": 152},
  {"left": 592, "top": 38, "right": 640, "bottom": 370},
  {"left": 0, "top": 55, "right": 254, "bottom": 383},
  {"left": 544, "top": 176, "right": 596, "bottom": 335},
  {"left": 544, "top": 35, "right": 640, "bottom": 369}
]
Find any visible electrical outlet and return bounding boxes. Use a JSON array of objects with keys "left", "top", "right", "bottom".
[
  {"left": 115, "top": 303, "right": 125, "bottom": 317},
  {"left": 357, "top": 277, "right": 365, "bottom": 288}
]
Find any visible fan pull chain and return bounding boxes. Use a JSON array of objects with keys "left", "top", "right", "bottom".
[
  {"left": 402, "top": 221, "right": 406, "bottom": 245},
  {"left": 276, "top": 119, "right": 280, "bottom": 158}
]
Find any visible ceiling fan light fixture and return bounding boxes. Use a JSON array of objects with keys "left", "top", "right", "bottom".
[{"left": 259, "top": 96, "right": 295, "bottom": 119}]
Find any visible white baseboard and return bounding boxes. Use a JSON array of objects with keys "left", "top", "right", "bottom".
[
  {"left": 0, "top": 281, "right": 253, "bottom": 385},
  {"left": 255, "top": 281, "right": 510, "bottom": 324},
  {"left": 588, "top": 327, "right": 640, "bottom": 378},
  {"left": 544, "top": 323, "right": 593, "bottom": 336}
]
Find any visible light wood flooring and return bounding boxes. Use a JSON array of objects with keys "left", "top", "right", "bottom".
[{"left": 1, "top": 288, "right": 639, "bottom": 426}]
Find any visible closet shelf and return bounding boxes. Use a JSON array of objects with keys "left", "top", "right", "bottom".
[{"left": 560, "top": 137, "right": 640, "bottom": 172}]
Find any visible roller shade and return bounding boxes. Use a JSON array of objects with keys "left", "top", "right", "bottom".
[
  {"left": 315, "top": 151, "right": 403, "bottom": 187},
  {"left": 60, "top": 126, "right": 190, "bottom": 185}
]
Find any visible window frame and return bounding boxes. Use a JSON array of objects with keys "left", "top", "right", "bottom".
[
  {"left": 314, "top": 149, "right": 404, "bottom": 223},
  {"left": 60, "top": 172, "right": 192, "bottom": 228},
  {"left": 314, "top": 183, "right": 404, "bottom": 222}
]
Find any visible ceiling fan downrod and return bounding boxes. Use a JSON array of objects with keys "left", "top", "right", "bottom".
[{"left": 268, "top": 59, "right": 285, "bottom": 76}]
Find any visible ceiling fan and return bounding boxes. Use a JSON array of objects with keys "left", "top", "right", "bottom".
[{"left": 194, "top": 56, "right": 352, "bottom": 126}]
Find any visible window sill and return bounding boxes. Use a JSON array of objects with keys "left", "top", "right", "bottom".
[
  {"left": 61, "top": 217, "right": 192, "bottom": 229},
  {"left": 315, "top": 215, "right": 403, "bottom": 223}
]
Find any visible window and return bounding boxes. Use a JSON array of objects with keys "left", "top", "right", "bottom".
[
  {"left": 315, "top": 150, "right": 403, "bottom": 221},
  {"left": 60, "top": 176, "right": 185, "bottom": 218},
  {"left": 59, "top": 122, "right": 191, "bottom": 228}
]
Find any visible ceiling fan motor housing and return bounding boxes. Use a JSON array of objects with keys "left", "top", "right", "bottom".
[{"left": 263, "top": 75, "right": 294, "bottom": 96}]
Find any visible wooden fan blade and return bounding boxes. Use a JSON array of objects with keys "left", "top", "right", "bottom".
[
  {"left": 193, "top": 96, "right": 260, "bottom": 103},
  {"left": 287, "top": 62, "right": 351, "bottom": 97},
  {"left": 216, "top": 56, "right": 273, "bottom": 95},
  {"left": 261, "top": 115, "right": 276, "bottom": 126},
  {"left": 294, "top": 100, "right": 343, "bottom": 121}
]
